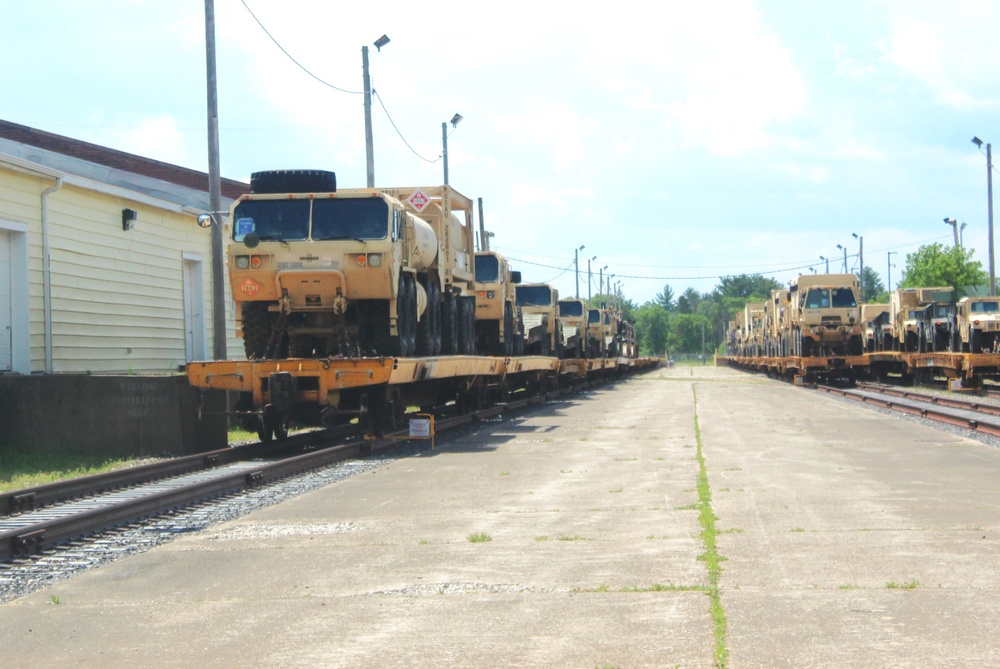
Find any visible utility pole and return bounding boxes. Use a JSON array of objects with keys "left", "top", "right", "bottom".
[
  {"left": 477, "top": 198, "right": 488, "bottom": 252},
  {"left": 204, "top": 0, "right": 226, "bottom": 360},
  {"left": 973, "top": 137, "right": 995, "bottom": 296},
  {"left": 442, "top": 122, "right": 449, "bottom": 185},
  {"left": 362, "top": 46, "right": 374, "bottom": 188}
]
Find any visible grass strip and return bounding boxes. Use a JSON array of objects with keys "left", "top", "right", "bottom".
[{"left": 693, "top": 385, "right": 729, "bottom": 668}]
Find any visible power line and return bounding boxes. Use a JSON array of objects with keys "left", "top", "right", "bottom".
[
  {"left": 238, "top": 0, "right": 362, "bottom": 95},
  {"left": 239, "top": 0, "right": 435, "bottom": 163}
]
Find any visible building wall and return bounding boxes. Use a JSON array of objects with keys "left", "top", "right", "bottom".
[{"left": 0, "top": 162, "right": 242, "bottom": 374}]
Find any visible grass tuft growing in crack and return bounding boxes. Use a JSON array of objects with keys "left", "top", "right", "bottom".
[{"left": 693, "top": 385, "right": 729, "bottom": 668}]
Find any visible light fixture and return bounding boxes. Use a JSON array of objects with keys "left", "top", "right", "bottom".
[
  {"left": 373, "top": 34, "right": 390, "bottom": 52},
  {"left": 973, "top": 136, "right": 984, "bottom": 148},
  {"left": 122, "top": 208, "right": 137, "bottom": 231},
  {"left": 450, "top": 113, "right": 463, "bottom": 128}
]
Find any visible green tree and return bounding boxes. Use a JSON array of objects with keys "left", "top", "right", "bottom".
[
  {"left": 859, "top": 266, "right": 885, "bottom": 302},
  {"left": 667, "top": 313, "right": 710, "bottom": 354},
  {"left": 900, "top": 243, "right": 987, "bottom": 291},
  {"left": 676, "top": 287, "right": 701, "bottom": 314},
  {"left": 716, "top": 274, "right": 783, "bottom": 300},
  {"left": 635, "top": 303, "right": 669, "bottom": 356},
  {"left": 654, "top": 284, "right": 675, "bottom": 311}
]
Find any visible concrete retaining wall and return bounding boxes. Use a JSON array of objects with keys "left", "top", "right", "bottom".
[{"left": 0, "top": 375, "right": 228, "bottom": 459}]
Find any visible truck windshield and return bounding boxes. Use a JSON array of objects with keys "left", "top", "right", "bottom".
[
  {"left": 233, "top": 199, "right": 309, "bottom": 242},
  {"left": 475, "top": 255, "right": 500, "bottom": 282},
  {"left": 559, "top": 301, "right": 584, "bottom": 317},
  {"left": 831, "top": 288, "right": 857, "bottom": 308},
  {"left": 516, "top": 286, "right": 552, "bottom": 306},
  {"left": 972, "top": 301, "right": 1000, "bottom": 313},
  {"left": 312, "top": 198, "right": 388, "bottom": 240},
  {"left": 588, "top": 310, "right": 601, "bottom": 324}
]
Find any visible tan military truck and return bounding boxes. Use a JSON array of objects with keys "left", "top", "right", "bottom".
[
  {"left": 788, "top": 274, "right": 862, "bottom": 356},
  {"left": 889, "top": 287, "right": 951, "bottom": 352},
  {"left": 557, "top": 298, "right": 588, "bottom": 358},
  {"left": 743, "top": 301, "right": 765, "bottom": 357},
  {"left": 587, "top": 308, "right": 607, "bottom": 358},
  {"left": 474, "top": 251, "right": 523, "bottom": 356},
  {"left": 861, "top": 303, "right": 890, "bottom": 353},
  {"left": 224, "top": 170, "right": 478, "bottom": 359},
  {"left": 767, "top": 289, "right": 791, "bottom": 357},
  {"left": 956, "top": 296, "right": 1000, "bottom": 353},
  {"left": 515, "top": 283, "right": 562, "bottom": 356}
]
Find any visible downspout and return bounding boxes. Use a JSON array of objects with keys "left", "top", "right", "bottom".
[{"left": 41, "top": 177, "right": 63, "bottom": 374}]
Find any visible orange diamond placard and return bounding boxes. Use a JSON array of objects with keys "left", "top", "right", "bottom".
[{"left": 239, "top": 278, "right": 262, "bottom": 296}]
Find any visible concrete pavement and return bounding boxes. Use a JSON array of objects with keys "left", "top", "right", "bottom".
[{"left": 2, "top": 364, "right": 1000, "bottom": 667}]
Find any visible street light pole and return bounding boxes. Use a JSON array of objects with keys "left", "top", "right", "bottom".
[
  {"left": 362, "top": 35, "right": 390, "bottom": 188},
  {"left": 944, "top": 217, "right": 959, "bottom": 247},
  {"left": 442, "top": 113, "right": 463, "bottom": 186},
  {"left": 973, "top": 137, "right": 995, "bottom": 296},
  {"left": 574, "top": 245, "right": 584, "bottom": 298},
  {"left": 587, "top": 256, "right": 596, "bottom": 304},
  {"left": 852, "top": 233, "right": 864, "bottom": 301},
  {"left": 887, "top": 251, "right": 897, "bottom": 293},
  {"left": 820, "top": 255, "right": 829, "bottom": 273},
  {"left": 836, "top": 244, "right": 847, "bottom": 273}
]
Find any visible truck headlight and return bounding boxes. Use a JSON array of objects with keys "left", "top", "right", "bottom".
[
  {"left": 367, "top": 253, "right": 382, "bottom": 268},
  {"left": 236, "top": 256, "right": 250, "bottom": 270}
]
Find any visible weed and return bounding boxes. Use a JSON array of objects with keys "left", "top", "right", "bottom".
[
  {"left": 693, "top": 385, "right": 729, "bottom": 668},
  {"left": 887, "top": 579, "right": 920, "bottom": 590},
  {"left": 49, "top": 595, "right": 60, "bottom": 605},
  {"left": 609, "top": 487, "right": 623, "bottom": 493},
  {"left": 557, "top": 534, "right": 590, "bottom": 541},
  {"left": 620, "top": 583, "right": 706, "bottom": 592},
  {"left": 614, "top": 457, "right": 637, "bottom": 462},
  {"left": 467, "top": 533, "right": 492, "bottom": 543},
  {"left": 419, "top": 539, "right": 430, "bottom": 545},
  {"left": 721, "top": 528, "right": 744, "bottom": 534},
  {"left": 499, "top": 471, "right": 511, "bottom": 477},
  {"left": 791, "top": 527, "right": 805, "bottom": 533},
  {"left": 535, "top": 536, "right": 548, "bottom": 542}
]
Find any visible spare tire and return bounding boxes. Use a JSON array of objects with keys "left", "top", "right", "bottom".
[{"left": 251, "top": 170, "right": 337, "bottom": 194}]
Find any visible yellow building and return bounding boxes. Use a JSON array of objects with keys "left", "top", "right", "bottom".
[{"left": 0, "top": 120, "right": 247, "bottom": 374}]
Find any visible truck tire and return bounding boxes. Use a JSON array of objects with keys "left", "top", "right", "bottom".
[
  {"left": 242, "top": 302, "right": 270, "bottom": 359},
  {"left": 503, "top": 304, "right": 514, "bottom": 357},
  {"left": 250, "top": 169, "right": 336, "bottom": 194},
  {"left": 441, "top": 292, "right": 458, "bottom": 355},
  {"left": 417, "top": 281, "right": 441, "bottom": 357}
]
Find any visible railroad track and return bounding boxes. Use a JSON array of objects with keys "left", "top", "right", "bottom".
[
  {"left": 0, "top": 379, "right": 609, "bottom": 563},
  {"left": 816, "top": 382, "right": 1000, "bottom": 438}
]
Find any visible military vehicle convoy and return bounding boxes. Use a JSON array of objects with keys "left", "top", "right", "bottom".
[{"left": 226, "top": 170, "right": 477, "bottom": 359}]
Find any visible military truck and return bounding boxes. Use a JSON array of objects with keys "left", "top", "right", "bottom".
[
  {"left": 956, "top": 296, "right": 1000, "bottom": 352},
  {"left": 767, "top": 289, "right": 791, "bottom": 357},
  {"left": 516, "top": 283, "right": 562, "bottom": 356},
  {"left": 743, "top": 302, "right": 765, "bottom": 357},
  {"left": 474, "top": 251, "right": 523, "bottom": 356},
  {"left": 788, "top": 274, "right": 862, "bottom": 356},
  {"left": 889, "top": 287, "right": 951, "bottom": 352},
  {"left": 224, "top": 170, "right": 478, "bottom": 359},
  {"left": 861, "top": 303, "right": 890, "bottom": 353},
  {"left": 587, "top": 308, "right": 607, "bottom": 358},
  {"left": 557, "top": 299, "right": 588, "bottom": 358},
  {"left": 916, "top": 288, "right": 958, "bottom": 352}
]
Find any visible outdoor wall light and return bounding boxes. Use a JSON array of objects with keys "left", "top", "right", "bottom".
[{"left": 122, "top": 208, "right": 137, "bottom": 231}]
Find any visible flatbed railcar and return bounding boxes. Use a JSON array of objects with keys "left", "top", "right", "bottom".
[
  {"left": 187, "top": 354, "right": 658, "bottom": 441},
  {"left": 719, "top": 350, "right": 1000, "bottom": 388}
]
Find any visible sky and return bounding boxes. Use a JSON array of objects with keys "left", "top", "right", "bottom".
[{"left": 4, "top": 0, "right": 1000, "bottom": 306}]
